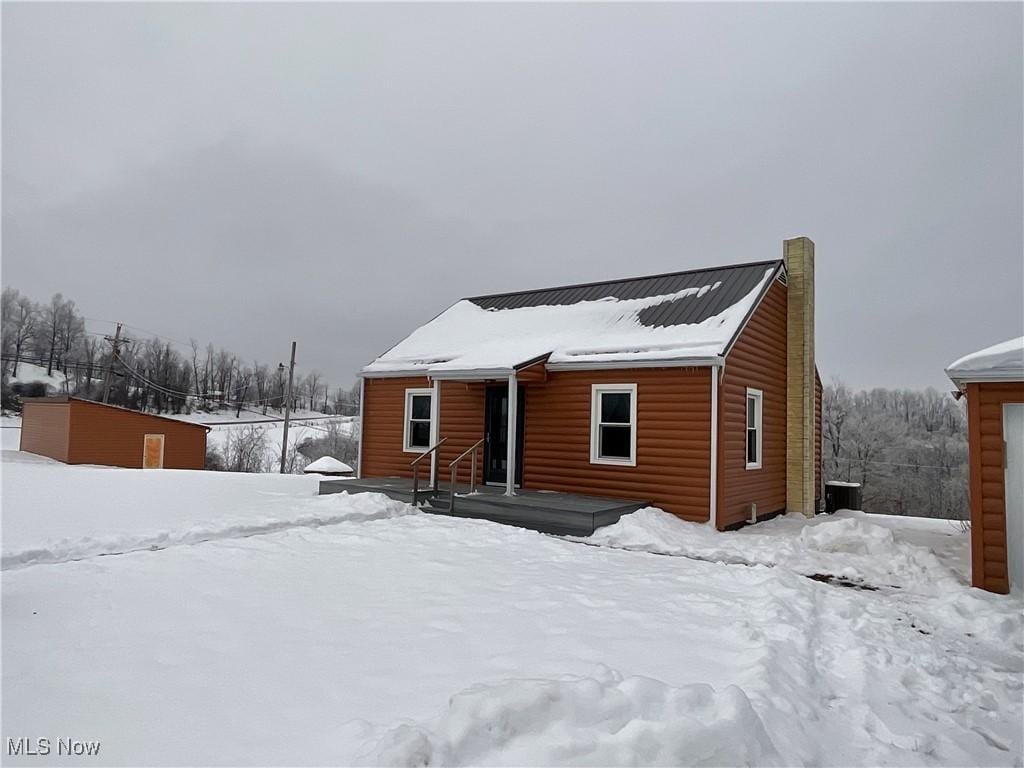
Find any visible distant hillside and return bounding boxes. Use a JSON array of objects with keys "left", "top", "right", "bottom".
[{"left": 2, "top": 287, "right": 358, "bottom": 417}]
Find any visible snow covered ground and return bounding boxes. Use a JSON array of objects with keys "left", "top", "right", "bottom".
[
  {"left": 1, "top": 415, "right": 22, "bottom": 450},
  {"left": 2, "top": 452, "right": 1021, "bottom": 767},
  {"left": 5, "top": 361, "right": 69, "bottom": 393}
]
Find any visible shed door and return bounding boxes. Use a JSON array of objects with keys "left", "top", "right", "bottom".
[
  {"left": 1003, "top": 405, "right": 1023, "bottom": 591},
  {"left": 143, "top": 434, "right": 165, "bottom": 469}
]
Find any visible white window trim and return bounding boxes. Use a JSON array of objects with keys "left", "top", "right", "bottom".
[
  {"left": 746, "top": 387, "right": 763, "bottom": 470},
  {"left": 403, "top": 388, "right": 433, "bottom": 453},
  {"left": 590, "top": 383, "right": 638, "bottom": 467}
]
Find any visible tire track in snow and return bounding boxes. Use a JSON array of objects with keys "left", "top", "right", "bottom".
[{"left": 2, "top": 502, "right": 414, "bottom": 571}]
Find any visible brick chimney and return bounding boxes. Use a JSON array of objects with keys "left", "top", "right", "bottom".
[{"left": 784, "top": 237, "right": 816, "bottom": 517}]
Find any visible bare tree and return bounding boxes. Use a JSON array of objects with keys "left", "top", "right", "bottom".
[
  {"left": 823, "top": 380, "right": 968, "bottom": 519},
  {"left": 223, "top": 425, "right": 269, "bottom": 473},
  {"left": 1, "top": 289, "right": 36, "bottom": 377}
]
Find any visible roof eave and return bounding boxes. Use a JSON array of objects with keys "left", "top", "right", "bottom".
[
  {"left": 359, "top": 367, "right": 517, "bottom": 380},
  {"left": 545, "top": 356, "right": 724, "bottom": 371},
  {"left": 362, "top": 355, "right": 726, "bottom": 378},
  {"left": 946, "top": 368, "right": 1024, "bottom": 388}
]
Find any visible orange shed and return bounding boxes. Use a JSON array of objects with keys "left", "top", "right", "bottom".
[
  {"left": 19, "top": 396, "right": 209, "bottom": 470},
  {"left": 947, "top": 337, "right": 1024, "bottom": 594}
]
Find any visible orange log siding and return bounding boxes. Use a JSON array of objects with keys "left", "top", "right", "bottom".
[
  {"left": 360, "top": 376, "right": 432, "bottom": 479},
  {"left": 718, "top": 279, "right": 788, "bottom": 528},
  {"left": 438, "top": 381, "right": 487, "bottom": 486},
  {"left": 523, "top": 367, "right": 712, "bottom": 521},
  {"left": 362, "top": 369, "right": 713, "bottom": 519},
  {"left": 966, "top": 381, "right": 1024, "bottom": 594}
]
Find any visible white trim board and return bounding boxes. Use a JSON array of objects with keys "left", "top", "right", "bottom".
[
  {"left": 590, "top": 383, "right": 638, "bottom": 467},
  {"left": 402, "top": 388, "right": 433, "bottom": 454}
]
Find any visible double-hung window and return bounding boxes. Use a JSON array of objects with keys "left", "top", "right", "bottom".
[
  {"left": 746, "top": 388, "right": 763, "bottom": 469},
  {"left": 403, "top": 388, "right": 433, "bottom": 452},
  {"left": 590, "top": 384, "right": 637, "bottom": 466}
]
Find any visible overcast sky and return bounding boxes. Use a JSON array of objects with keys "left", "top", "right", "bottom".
[{"left": 3, "top": 2, "right": 1021, "bottom": 391}]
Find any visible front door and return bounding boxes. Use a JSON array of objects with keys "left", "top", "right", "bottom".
[{"left": 484, "top": 385, "right": 524, "bottom": 485}]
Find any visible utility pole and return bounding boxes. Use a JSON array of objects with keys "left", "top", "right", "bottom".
[
  {"left": 101, "top": 323, "right": 123, "bottom": 404},
  {"left": 235, "top": 374, "right": 250, "bottom": 419},
  {"left": 279, "top": 341, "right": 297, "bottom": 474}
]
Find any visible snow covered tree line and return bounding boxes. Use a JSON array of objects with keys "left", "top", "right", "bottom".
[
  {"left": 1, "top": 287, "right": 360, "bottom": 417},
  {"left": 823, "top": 381, "right": 968, "bottom": 519}
]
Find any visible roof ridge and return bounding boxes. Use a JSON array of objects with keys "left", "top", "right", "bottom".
[{"left": 464, "top": 258, "right": 782, "bottom": 303}]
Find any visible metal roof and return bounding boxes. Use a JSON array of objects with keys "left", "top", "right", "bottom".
[{"left": 467, "top": 259, "right": 783, "bottom": 328}]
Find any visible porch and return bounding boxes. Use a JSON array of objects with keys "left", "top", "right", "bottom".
[{"left": 318, "top": 476, "right": 647, "bottom": 536}]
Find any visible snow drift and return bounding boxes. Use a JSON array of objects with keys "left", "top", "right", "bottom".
[
  {"left": 580, "top": 508, "right": 961, "bottom": 591},
  {"left": 363, "top": 667, "right": 781, "bottom": 767}
]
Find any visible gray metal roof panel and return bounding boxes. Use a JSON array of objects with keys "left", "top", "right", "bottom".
[{"left": 468, "top": 259, "right": 781, "bottom": 328}]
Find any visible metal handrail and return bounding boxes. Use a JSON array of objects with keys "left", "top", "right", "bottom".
[
  {"left": 447, "top": 438, "right": 484, "bottom": 513},
  {"left": 410, "top": 437, "right": 448, "bottom": 507}
]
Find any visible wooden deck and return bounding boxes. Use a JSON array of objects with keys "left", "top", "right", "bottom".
[{"left": 318, "top": 477, "right": 647, "bottom": 536}]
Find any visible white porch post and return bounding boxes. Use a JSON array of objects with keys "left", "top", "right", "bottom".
[
  {"left": 709, "top": 366, "right": 719, "bottom": 529},
  {"left": 356, "top": 377, "right": 365, "bottom": 479},
  {"left": 505, "top": 372, "right": 518, "bottom": 496},
  {"left": 429, "top": 377, "right": 441, "bottom": 486}
]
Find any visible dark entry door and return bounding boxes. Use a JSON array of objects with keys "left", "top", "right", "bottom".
[{"left": 484, "top": 385, "right": 524, "bottom": 485}]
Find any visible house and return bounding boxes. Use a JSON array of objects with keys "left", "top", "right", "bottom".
[
  {"left": 354, "top": 236, "right": 822, "bottom": 531},
  {"left": 946, "top": 337, "right": 1024, "bottom": 594},
  {"left": 19, "top": 396, "right": 209, "bottom": 470}
]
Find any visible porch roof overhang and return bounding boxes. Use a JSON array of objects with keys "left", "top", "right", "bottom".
[{"left": 359, "top": 355, "right": 725, "bottom": 380}]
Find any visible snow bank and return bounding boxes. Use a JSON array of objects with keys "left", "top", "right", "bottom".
[
  {"left": 1, "top": 455, "right": 413, "bottom": 569},
  {"left": 364, "top": 667, "right": 780, "bottom": 767},
  {"left": 364, "top": 268, "right": 773, "bottom": 374},
  {"left": 582, "top": 508, "right": 962, "bottom": 591},
  {"left": 946, "top": 336, "right": 1024, "bottom": 383}
]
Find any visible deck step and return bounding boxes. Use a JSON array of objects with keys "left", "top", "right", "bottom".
[{"left": 319, "top": 478, "right": 645, "bottom": 537}]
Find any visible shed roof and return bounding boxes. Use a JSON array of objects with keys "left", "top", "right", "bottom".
[
  {"left": 946, "top": 336, "right": 1024, "bottom": 386},
  {"left": 22, "top": 396, "right": 212, "bottom": 431},
  {"left": 363, "top": 259, "right": 783, "bottom": 376}
]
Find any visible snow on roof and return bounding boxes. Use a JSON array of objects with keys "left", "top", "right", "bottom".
[
  {"left": 946, "top": 336, "right": 1024, "bottom": 385},
  {"left": 303, "top": 456, "right": 354, "bottom": 474},
  {"left": 363, "top": 263, "right": 778, "bottom": 376}
]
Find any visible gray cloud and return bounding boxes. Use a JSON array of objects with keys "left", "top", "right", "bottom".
[{"left": 3, "top": 2, "right": 1021, "bottom": 390}]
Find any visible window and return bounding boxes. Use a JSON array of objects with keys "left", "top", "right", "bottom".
[
  {"left": 746, "top": 388, "right": 763, "bottom": 469},
  {"left": 590, "top": 384, "right": 637, "bottom": 466},
  {"left": 403, "top": 389, "right": 433, "bottom": 452}
]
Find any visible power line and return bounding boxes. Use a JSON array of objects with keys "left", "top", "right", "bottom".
[{"left": 830, "top": 456, "right": 961, "bottom": 471}]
